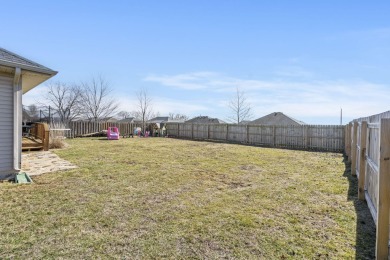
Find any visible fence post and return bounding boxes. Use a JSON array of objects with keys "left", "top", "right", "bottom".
[
  {"left": 345, "top": 123, "right": 350, "bottom": 160},
  {"left": 358, "top": 121, "right": 368, "bottom": 200},
  {"left": 351, "top": 122, "right": 358, "bottom": 175},
  {"left": 376, "top": 118, "right": 390, "bottom": 259},
  {"left": 348, "top": 122, "right": 353, "bottom": 162},
  {"left": 272, "top": 126, "right": 276, "bottom": 147},
  {"left": 226, "top": 124, "right": 229, "bottom": 141},
  {"left": 177, "top": 123, "right": 180, "bottom": 137},
  {"left": 43, "top": 123, "right": 50, "bottom": 151},
  {"left": 207, "top": 125, "right": 210, "bottom": 139},
  {"left": 191, "top": 124, "right": 194, "bottom": 139},
  {"left": 246, "top": 125, "right": 249, "bottom": 143},
  {"left": 304, "top": 125, "right": 309, "bottom": 149},
  {"left": 344, "top": 124, "right": 347, "bottom": 155}
]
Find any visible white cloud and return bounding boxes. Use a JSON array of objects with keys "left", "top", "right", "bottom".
[
  {"left": 23, "top": 72, "right": 390, "bottom": 124},
  {"left": 274, "top": 66, "right": 314, "bottom": 78},
  {"left": 113, "top": 93, "right": 210, "bottom": 118},
  {"left": 143, "top": 71, "right": 390, "bottom": 123},
  {"left": 144, "top": 72, "right": 220, "bottom": 90}
]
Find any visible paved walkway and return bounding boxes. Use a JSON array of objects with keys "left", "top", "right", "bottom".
[{"left": 21, "top": 151, "right": 77, "bottom": 176}]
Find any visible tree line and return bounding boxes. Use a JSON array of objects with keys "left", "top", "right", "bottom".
[
  {"left": 23, "top": 76, "right": 191, "bottom": 129},
  {"left": 24, "top": 75, "right": 253, "bottom": 127}
]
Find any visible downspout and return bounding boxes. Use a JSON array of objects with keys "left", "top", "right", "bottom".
[{"left": 13, "top": 67, "right": 22, "bottom": 171}]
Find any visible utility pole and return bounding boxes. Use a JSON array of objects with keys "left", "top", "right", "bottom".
[{"left": 340, "top": 108, "right": 343, "bottom": 125}]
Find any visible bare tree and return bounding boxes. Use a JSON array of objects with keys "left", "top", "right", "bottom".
[
  {"left": 117, "top": 111, "right": 131, "bottom": 119},
  {"left": 27, "top": 104, "right": 39, "bottom": 121},
  {"left": 45, "top": 81, "right": 83, "bottom": 125},
  {"left": 169, "top": 113, "right": 189, "bottom": 121},
  {"left": 135, "top": 88, "right": 153, "bottom": 132},
  {"left": 129, "top": 110, "right": 142, "bottom": 119},
  {"left": 80, "top": 76, "right": 119, "bottom": 121},
  {"left": 228, "top": 87, "right": 253, "bottom": 124},
  {"left": 22, "top": 104, "right": 39, "bottom": 122}
]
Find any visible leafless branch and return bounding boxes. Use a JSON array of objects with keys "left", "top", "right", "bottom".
[
  {"left": 80, "top": 75, "right": 119, "bottom": 121},
  {"left": 136, "top": 88, "right": 153, "bottom": 131},
  {"left": 45, "top": 81, "right": 83, "bottom": 125},
  {"left": 228, "top": 87, "right": 253, "bottom": 124}
]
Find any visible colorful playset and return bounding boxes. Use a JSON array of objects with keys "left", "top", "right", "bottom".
[{"left": 107, "top": 127, "right": 119, "bottom": 140}]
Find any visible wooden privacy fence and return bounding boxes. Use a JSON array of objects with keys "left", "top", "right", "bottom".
[
  {"left": 67, "top": 121, "right": 141, "bottom": 137},
  {"left": 166, "top": 123, "right": 344, "bottom": 152},
  {"left": 346, "top": 110, "right": 390, "bottom": 259}
]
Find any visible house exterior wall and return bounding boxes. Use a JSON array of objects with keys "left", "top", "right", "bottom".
[
  {"left": 0, "top": 74, "right": 14, "bottom": 173},
  {"left": 0, "top": 48, "right": 57, "bottom": 180}
]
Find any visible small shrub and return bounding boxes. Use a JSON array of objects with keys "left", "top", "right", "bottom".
[{"left": 49, "top": 138, "right": 66, "bottom": 149}]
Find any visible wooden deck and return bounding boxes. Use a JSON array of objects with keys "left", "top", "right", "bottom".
[
  {"left": 22, "top": 123, "right": 50, "bottom": 152},
  {"left": 22, "top": 136, "right": 44, "bottom": 151}
]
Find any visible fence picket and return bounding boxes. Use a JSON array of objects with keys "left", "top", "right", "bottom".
[{"left": 165, "top": 123, "right": 344, "bottom": 152}]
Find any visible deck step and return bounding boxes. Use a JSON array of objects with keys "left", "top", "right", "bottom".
[{"left": 22, "top": 146, "right": 43, "bottom": 151}]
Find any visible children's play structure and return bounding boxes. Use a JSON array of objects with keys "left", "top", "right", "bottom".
[{"left": 107, "top": 127, "right": 119, "bottom": 140}]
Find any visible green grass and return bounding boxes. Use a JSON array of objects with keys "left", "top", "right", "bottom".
[{"left": 0, "top": 138, "right": 375, "bottom": 259}]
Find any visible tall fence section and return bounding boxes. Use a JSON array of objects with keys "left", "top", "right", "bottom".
[
  {"left": 165, "top": 123, "right": 344, "bottom": 152},
  {"left": 345, "top": 110, "right": 390, "bottom": 259}
]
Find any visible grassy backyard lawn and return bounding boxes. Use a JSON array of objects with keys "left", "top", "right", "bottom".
[{"left": 0, "top": 138, "right": 375, "bottom": 259}]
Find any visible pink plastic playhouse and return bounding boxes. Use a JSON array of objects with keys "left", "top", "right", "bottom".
[{"left": 107, "top": 127, "right": 119, "bottom": 140}]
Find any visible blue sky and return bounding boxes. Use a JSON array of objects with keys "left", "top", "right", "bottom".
[{"left": 3, "top": 1, "right": 390, "bottom": 124}]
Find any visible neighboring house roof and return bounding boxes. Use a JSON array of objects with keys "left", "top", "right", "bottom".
[
  {"left": 84, "top": 117, "right": 119, "bottom": 123},
  {"left": 166, "top": 119, "right": 185, "bottom": 123},
  {"left": 0, "top": 47, "right": 57, "bottom": 93},
  {"left": 117, "top": 117, "right": 136, "bottom": 123},
  {"left": 148, "top": 117, "right": 169, "bottom": 124},
  {"left": 147, "top": 117, "right": 186, "bottom": 123},
  {"left": 185, "top": 116, "right": 226, "bottom": 124},
  {"left": 250, "top": 112, "right": 306, "bottom": 126},
  {"left": 100, "top": 117, "right": 118, "bottom": 122}
]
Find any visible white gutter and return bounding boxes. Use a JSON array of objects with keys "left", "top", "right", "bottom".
[
  {"left": 0, "top": 59, "right": 57, "bottom": 76},
  {"left": 13, "top": 67, "right": 22, "bottom": 171}
]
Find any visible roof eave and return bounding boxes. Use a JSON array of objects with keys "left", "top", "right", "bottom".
[{"left": 0, "top": 59, "right": 57, "bottom": 76}]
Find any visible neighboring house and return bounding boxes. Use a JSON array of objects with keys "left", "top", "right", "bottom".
[
  {"left": 117, "top": 117, "right": 144, "bottom": 125},
  {"left": 117, "top": 117, "right": 136, "bottom": 123},
  {"left": 99, "top": 117, "right": 118, "bottom": 123},
  {"left": 185, "top": 116, "right": 226, "bottom": 124},
  {"left": 148, "top": 116, "right": 169, "bottom": 127},
  {"left": 22, "top": 108, "right": 33, "bottom": 123},
  {"left": 147, "top": 116, "right": 187, "bottom": 136},
  {"left": 0, "top": 48, "right": 57, "bottom": 180},
  {"left": 250, "top": 112, "right": 306, "bottom": 126},
  {"left": 148, "top": 116, "right": 187, "bottom": 126},
  {"left": 239, "top": 120, "right": 251, "bottom": 125},
  {"left": 148, "top": 116, "right": 169, "bottom": 123}
]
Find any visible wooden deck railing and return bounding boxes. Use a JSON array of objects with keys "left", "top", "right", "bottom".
[{"left": 29, "top": 122, "right": 50, "bottom": 151}]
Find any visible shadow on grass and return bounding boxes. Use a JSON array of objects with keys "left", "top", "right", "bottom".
[
  {"left": 342, "top": 155, "right": 376, "bottom": 259},
  {"left": 169, "top": 136, "right": 344, "bottom": 153}
]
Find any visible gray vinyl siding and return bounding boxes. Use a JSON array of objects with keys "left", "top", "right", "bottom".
[{"left": 0, "top": 75, "right": 13, "bottom": 172}]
